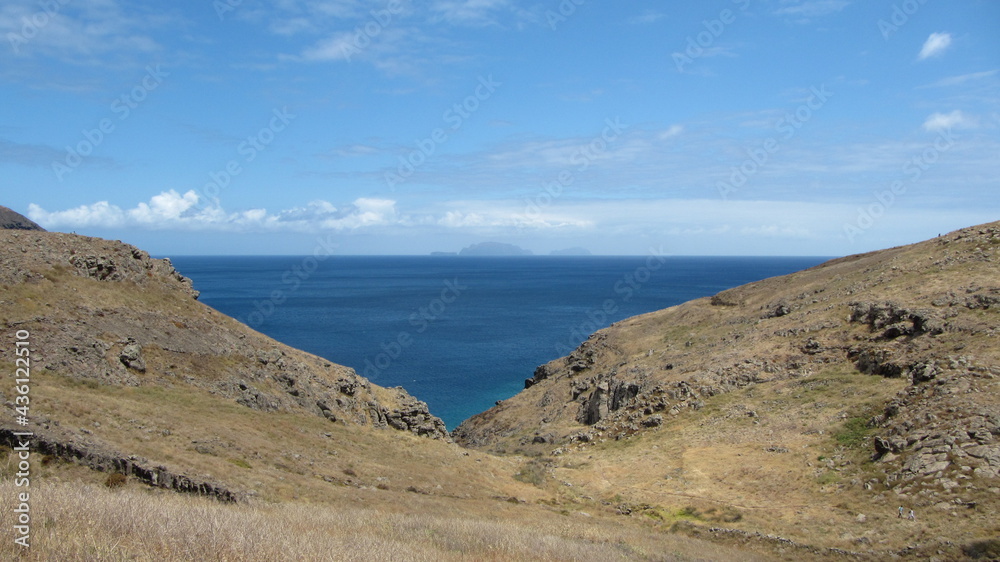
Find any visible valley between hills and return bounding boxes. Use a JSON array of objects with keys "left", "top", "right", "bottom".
[{"left": 1, "top": 218, "right": 998, "bottom": 560}]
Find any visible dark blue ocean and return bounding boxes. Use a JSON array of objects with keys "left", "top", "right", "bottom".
[{"left": 168, "top": 256, "right": 830, "bottom": 429}]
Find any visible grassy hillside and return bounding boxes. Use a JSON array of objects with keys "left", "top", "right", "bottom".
[
  {"left": 456, "top": 221, "right": 1000, "bottom": 556},
  {"left": 1, "top": 224, "right": 997, "bottom": 559},
  {"left": 0, "top": 230, "right": 755, "bottom": 560}
]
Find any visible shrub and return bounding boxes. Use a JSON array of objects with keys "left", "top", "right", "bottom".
[
  {"left": 964, "top": 539, "right": 1000, "bottom": 560},
  {"left": 104, "top": 473, "right": 127, "bottom": 489}
]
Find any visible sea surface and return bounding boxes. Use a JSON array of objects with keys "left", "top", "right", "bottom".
[{"left": 169, "top": 255, "right": 830, "bottom": 429}]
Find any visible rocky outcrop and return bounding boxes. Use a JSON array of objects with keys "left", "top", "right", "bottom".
[
  {"left": 524, "top": 364, "right": 555, "bottom": 389},
  {"left": 869, "top": 358, "right": 1000, "bottom": 497},
  {"left": 576, "top": 378, "right": 641, "bottom": 425},
  {"left": 848, "top": 301, "right": 944, "bottom": 339},
  {"left": 0, "top": 428, "right": 241, "bottom": 502},
  {"left": 0, "top": 230, "right": 198, "bottom": 298},
  {"left": 69, "top": 249, "right": 199, "bottom": 299},
  {"left": 119, "top": 338, "right": 146, "bottom": 372},
  {"left": 380, "top": 394, "right": 450, "bottom": 438}
]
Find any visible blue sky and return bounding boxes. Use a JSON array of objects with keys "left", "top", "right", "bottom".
[{"left": 2, "top": 0, "right": 998, "bottom": 256}]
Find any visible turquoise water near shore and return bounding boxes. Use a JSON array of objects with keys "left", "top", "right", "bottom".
[{"left": 169, "top": 256, "right": 830, "bottom": 429}]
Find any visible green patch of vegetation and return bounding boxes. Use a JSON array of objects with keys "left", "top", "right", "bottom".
[
  {"left": 816, "top": 471, "right": 840, "bottom": 486},
  {"left": 227, "top": 458, "right": 252, "bottom": 469},
  {"left": 674, "top": 506, "right": 700, "bottom": 520},
  {"left": 833, "top": 416, "right": 873, "bottom": 449},
  {"left": 514, "top": 459, "right": 549, "bottom": 487}
]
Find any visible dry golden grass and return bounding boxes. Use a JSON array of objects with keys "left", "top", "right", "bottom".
[
  {"left": 458, "top": 223, "right": 1000, "bottom": 555},
  {"left": 0, "top": 479, "right": 763, "bottom": 561},
  {"left": 546, "top": 370, "right": 912, "bottom": 549}
]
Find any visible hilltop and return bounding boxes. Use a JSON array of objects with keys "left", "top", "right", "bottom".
[
  {"left": 456, "top": 221, "right": 1000, "bottom": 557},
  {"left": 0, "top": 206, "right": 44, "bottom": 231}
]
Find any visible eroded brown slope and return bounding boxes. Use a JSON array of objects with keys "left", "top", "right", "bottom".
[
  {"left": 0, "top": 230, "right": 451, "bottom": 500},
  {"left": 455, "top": 221, "right": 1000, "bottom": 555}
]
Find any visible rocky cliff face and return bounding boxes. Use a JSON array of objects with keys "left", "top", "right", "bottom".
[{"left": 0, "top": 230, "right": 447, "bottom": 498}]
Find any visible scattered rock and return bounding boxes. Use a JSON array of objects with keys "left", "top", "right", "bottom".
[
  {"left": 641, "top": 415, "right": 663, "bottom": 428},
  {"left": 119, "top": 339, "right": 146, "bottom": 372}
]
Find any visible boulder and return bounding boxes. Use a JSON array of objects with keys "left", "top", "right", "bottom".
[{"left": 119, "top": 339, "right": 146, "bottom": 372}]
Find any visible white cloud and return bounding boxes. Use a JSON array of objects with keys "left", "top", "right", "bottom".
[
  {"left": 773, "top": 0, "right": 851, "bottom": 22},
  {"left": 321, "top": 198, "right": 397, "bottom": 229},
  {"left": 26, "top": 193, "right": 1000, "bottom": 256},
  {"left": 324, "top": 144, "right": 380, "bottom": 158},
  {"left": 922, "top": 110, "right": 977, "bottom": 132},
  {"left": 28, "top": 192, "right": 402, "bottom": 233},
  {"left": 294, "top": 25, "right": 430, "bottom": 76},
  {"left": 268, "top": 17, "right": 315, "bottom": 36},
  {"left": 0, "top": 1, "right": 161, "bottom": 62},
  {"left": 300, "top": 33, "right": 358, "bottom": 62},
  {"left": 28, "top": 200, "right": 127, "bottom": 228},
  {"left": 658, "top": 125, "right": 684, "bottom": 140},
  {"left": 920, "top": 69, "right": 998, "bottom": 88},
  {"left": 918, "top": 32, "right": 952, "bottom": 60},
  {"left": 672, "top": 45, "right": 737, "bottom": 64},
  {"left": 628, "top": 11, "right": 665, "bottom": 25},
  {"left": 430, "top": 0, "right": 510, "bottom": 26},
  {"left": 129, "top": 190, "right": 199, "bottom": 223}
]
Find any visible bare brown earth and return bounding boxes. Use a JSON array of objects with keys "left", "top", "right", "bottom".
[{"left": 455, "top": 221, "right": 1000, "bottom": 558}]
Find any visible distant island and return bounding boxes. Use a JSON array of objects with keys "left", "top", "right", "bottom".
[
  {"left": 457, "top": 242, "right": 533, "bottom": 256},
  {"left": 432, "top": 243, "right": 593, "bottom": 256},
  {"left": 549, "top": 247, "right": 592, "bottom": 256}
]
